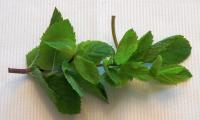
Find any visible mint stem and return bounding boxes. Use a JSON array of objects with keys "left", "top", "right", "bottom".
[
  {"left": 111, "top": 16, "right": 118, "bottom": 48},
  {"left": 8, "top": 63, "right": 116, "bottom": 74},
  {"left": 8, "top": 68, "right": 31, "bottom": 74}
]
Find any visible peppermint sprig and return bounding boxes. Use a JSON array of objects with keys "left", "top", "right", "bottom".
[{"left": 8, "top": 7, "right": 192, "bottom": 114}]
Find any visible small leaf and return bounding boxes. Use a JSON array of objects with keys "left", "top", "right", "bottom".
[
  {"left": 143, "top": 35, "right": 191, "bottom": 64},
  {"left": 131, "top": 31, "right": 153, "bottom": 60},
  {"left": 50, "top": 7, "right": 63, "bottom": 25},
  {"left": 104, "top": 66, "right": 125, "bottom": 86},
  {"left": 156, "top": 65, "right": 192, "bottom": 84},
  {"left": 150, "top": 55, "right": 162, "bottom": 76},
  {"left": 114, "top": 29, "right": 138, "bottom": 65},
  {"left": 30, "top": 67, "right": 81, "bottom": 114},
  {"left": 74, "top": 55, "right": 100, "bottom": 84},
  {"left": 77, "top": 41, "right": 114, "bottom": 64},
  {"left": 120, "top": 61, "right": 153, "bottom": 81},
  {"left": 62, "top": 61, "right": 84, "bottom": 97},
  {"left": 103, "top": 59, "right": 129, "bottom": 86},
  {"left": 26, "top": 47, "right": 39, "bottom": 67}
]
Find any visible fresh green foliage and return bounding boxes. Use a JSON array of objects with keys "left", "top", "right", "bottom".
[
  {"left": 46, "top": 73, "right": 81, "bottom": 114},
  {"left": 104, "top": 65, "right": 125, "bottom": 86},
  {"left": 62, "top": 60, "right": 108, "bottom": 101},
  {"left": 131, "top": 31, "right": 153, "bottom": 61},
  {"left": 30, "top": 67, "right": 80, "bottom": 114},
  {"left": 74, "top": 55, "right": 100, "bottom": 84},
  {"left": 114, "top": 29, "right": 138, "bottom": 65},
  {"left": 42, "top": 20, "right": 76, "bottom": 56},
  {"left": 155, "top": 65, "right": 192, "bottom": 84},
  {"left": 36, "top": 43, "right": 67, "bottom": 70},
  {"left": 77, "top": 40, "right": 114, "bottom": 64},
  {"left": 50, "top": 7, "right": 63, "bottom": 25},
  {"left": 24, "top": 8, "right": 192, "bottom": 114},
  {"left": 142, "top": 35, "right": 191, "bottom": 64},
  {"left": 62, "top": 61, "right": 84, "bottom": 97},
  {"left": 37, "top": 19, "right": 76, "bottom": 70},
  {"left": 150, "top": 55, "right": 163, "bottom": 76}
]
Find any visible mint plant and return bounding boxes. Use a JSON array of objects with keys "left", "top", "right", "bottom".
[{"left": 8, "top": 8, "right": 192, "bottom": 114}]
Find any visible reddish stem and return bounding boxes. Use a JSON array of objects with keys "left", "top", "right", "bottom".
[{"left": 8, "top": 68, "right": 31, "bottom": 74}]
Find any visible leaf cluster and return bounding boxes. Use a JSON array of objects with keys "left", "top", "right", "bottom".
[{"left": 26, "top": 8, "right": 192, "bottom": 114}]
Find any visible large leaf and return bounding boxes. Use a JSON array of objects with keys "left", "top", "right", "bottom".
[
  {"left": 30, "top": 67, "right": 81, "bottom": 114},
  {"left": 143, "top": 35, "right": 191, "bottom": 64},
  {"left": 26, "top": 8, "right": 65, "bottom": 70},
  {"left": 37, "top": 19, "right": 76, "bottom": 70},
  {"left": 26, "top": 47, "right": 39, "bottom": 67},
  {"left": 46, "top": 73, "right": 81, "bottom": 114},
  {"left": 73, "top": 55, "right": 100, "bottom": 84},
  {"left": 114, "top": 29, "right": 138, "bottom": 65},
  {"left": 77, "top": 41, "right": 114, "bottom": 64},
  {"left": 155, "top": 65, "right": 192, "bottom": 84},
  {"left": 42, "top": 20, "right": 76, "bottom": 57},
  {"left": 131, "top": 31, "right": 153, "bottom": 60},
  {"left": 62, "top": 61, "right": 84, "bottom": 97}
]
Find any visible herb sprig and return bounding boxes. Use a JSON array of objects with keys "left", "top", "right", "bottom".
[{"left": 8, "top": 8, "right": 192, "bottom": 114}]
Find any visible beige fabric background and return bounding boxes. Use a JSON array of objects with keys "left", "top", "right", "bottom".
[{"left": 0, "top": 0, "right": 200, "bottom": 120}]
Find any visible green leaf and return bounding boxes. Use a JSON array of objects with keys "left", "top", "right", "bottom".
[
  {"left": 114, "top": 29, "right": 138, "bottom": 65},
  {"left": 143, "top": 35, "right": 191, "bottom": 64},
  {"left": 30, "top": 67, "right": 58, "bottom": 103},
  {"left": 79, "top": 79, "right": 108, "bottom": 102},
  {"left": 62, "top": 61, "right": 84, "bottom": 97},
  {"left": 36, "top": 43, "right": 67, "bottom": 70},
  {"left": 42, "top": 19, "right": 76, "bottom": 58},
  {"left": 50, "top": 7, "right": 63, "bottom": 25},
  {"left": 77, "top": 41, "right": 114, "bottom": 64},
  {"left": 26, "top": 47, "right": 39, "bottom": 67},
  {"left": 75, "top": 74, "right": 108, "bottom": 102},
  {"left": 74, "top": 55, "right": 100, "bottom": 84},
  {"left": 155, "top": 65, "right": 192, "bottom": 84},
  {"left": 120, "top": 61, "right": 153, "bottom": 81},
  {"left": 131, "top": 31, "right": 153, "bottom": 60},
  {"left": 150, "top": 55, "right": 162, "bottom": 76},
  {"left": 37, "top": 19, "right": 76, "bottom": 70},
  {"left": 30, "top": 67, "right": 80, "bottom": 114},
  {"left": 104, "top": 66, "right": 125, "bottom": 86},
  {"left": 103, "top": 59, "right": 129, "bottom": 86},
  {"left": 46, "top": 73, "right": 81, "bottom": 114},
  {"left": 62, "top": 64, "right": 108, "bottom": 102}
]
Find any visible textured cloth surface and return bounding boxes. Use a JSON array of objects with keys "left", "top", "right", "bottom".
[{"left": 0, "top": 0, "right": 200, "bottom": 120}]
